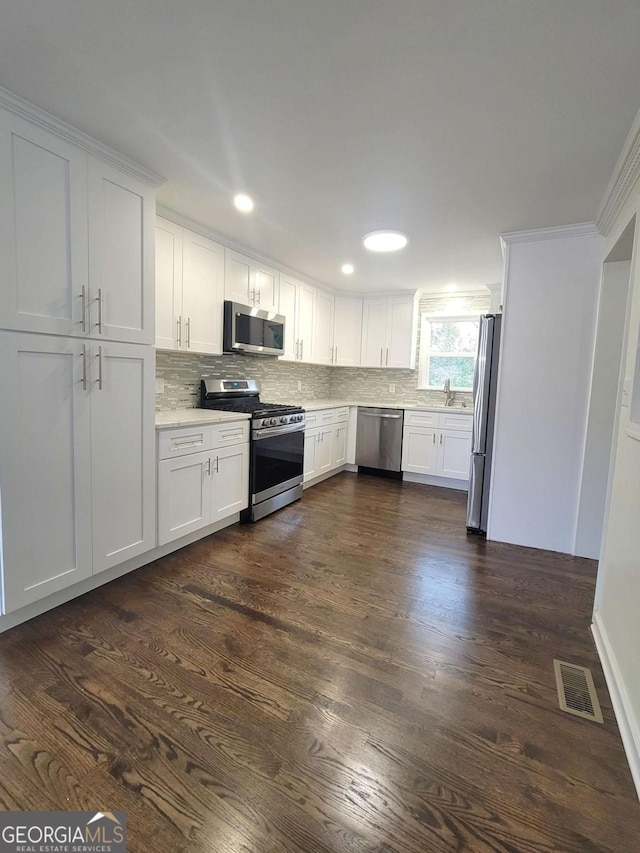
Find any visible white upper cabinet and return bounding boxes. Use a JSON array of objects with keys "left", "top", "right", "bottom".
[
  {"left": 0, "top": 110, "right": 156, "bottom": 344},
  {"left": 155, "top": 217, "right": 224, "bottom": 355},
  {"left": 361, "top": 293, "right": 418, "bottom": 368},
  {"left": 224, "top": 248, "right": 279, "bottom": 313},
  {"left": 297, "top": 281, "right": 316, "bottom": 363},
  {"left": 155, "top": 217, "right": 183, "bottom": 350},
  {"left": 279, "top": 273, "right": 299, "bottom": 361},
  {"left": 0, "top": 113, "right": 89, "bottom": 337},
  {"left": 314, "top": 290, "right": 334, "bottom": 366},
  {"left": 333, "top": 297, "right": 363, "bottom": 366},
  {"left": 181, "top": 229, "right": 224, "bottom": 354},
  {"left": 279, "top": 275, "right": 316, "bottom": 363},
  {"left": 88, "top": 159, "right": 155, "bottom": 344}
]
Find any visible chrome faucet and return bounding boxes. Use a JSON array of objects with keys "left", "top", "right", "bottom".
[{"left": 443, "top": 378, "right": 456, "bottom": 407}]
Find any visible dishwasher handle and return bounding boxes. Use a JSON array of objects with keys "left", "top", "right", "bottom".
[{"left": 358, "top": 411, "right": 402, "bottom": 419}]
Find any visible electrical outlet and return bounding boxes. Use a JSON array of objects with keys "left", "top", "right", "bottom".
[
  {"left": 389, "top": 383, "right": 395, "bottom": 393},
  {"left": 156, "top": 377, "right": 165, "bottom": 394},
  {"left": 297, "top": 380, "right": 302, "bottom": 392}
]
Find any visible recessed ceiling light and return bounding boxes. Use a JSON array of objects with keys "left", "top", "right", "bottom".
[
  {"left": 233, "top": 193, "right": 254, "bottom": 213},
  {"left": 341, "top": 263, "right": 355, "bottom": 275},
  {"left": 363, "top": 230, "right": 408, "bottom": 253}
]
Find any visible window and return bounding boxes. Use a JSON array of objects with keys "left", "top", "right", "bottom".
[{"left": 418, "top": 315, "right": 479, "bottom": 390}]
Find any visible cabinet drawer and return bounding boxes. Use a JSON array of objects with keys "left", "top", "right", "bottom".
[
  {"left": 158, "top": 425, "right": 214, "bottom": 460},
  {"left": 212, "top": 420, "right": 250, "bottom": 448},
  {"left": 404, "top": 410, "right": 438, "bottom": 428},
  {"left": 439, "top": 412, "right": 473, "bottom": 432},
  {"left": 335, "top": 407, "right": 350, "bottom": 423},
  {"left": 306, "top": 409, "right": 336, "bottom": 428}
]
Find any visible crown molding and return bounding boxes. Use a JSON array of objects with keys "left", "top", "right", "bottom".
[
  {"left": 501, "top": 222, "right": 600, "bottom": 247},
  {"left": 597, "top": 107, "right": 640, "bottom": 236},
  {"left": 0, "top": 85, "right": 165, "bottom": 187}
]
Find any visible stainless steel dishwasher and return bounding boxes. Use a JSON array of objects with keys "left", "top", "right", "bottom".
[{"left": 355, "top": 407, "right": 404, "bottom": 474}]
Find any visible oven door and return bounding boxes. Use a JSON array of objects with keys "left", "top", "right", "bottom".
[{"left": 251, "top": 425, "right": 304, "bottom": 503}]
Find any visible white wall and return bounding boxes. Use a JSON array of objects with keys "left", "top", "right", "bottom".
[
  {"left": 593, "top": 201, "right": 640, "bottom": 798},
  {"left": 575, "top": 260, "right": 631, "bottom": 558},
  {"left": 488, "top": 230, "right": 602, "bottom": 553}
]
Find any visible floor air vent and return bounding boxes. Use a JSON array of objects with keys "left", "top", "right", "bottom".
[{"left": 553, "top": 659, "right": 603, "bottom": 723}]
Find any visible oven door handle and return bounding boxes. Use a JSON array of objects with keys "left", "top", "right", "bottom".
[{"left": 252, "top": 423, "right": 306, "bottom": 440}]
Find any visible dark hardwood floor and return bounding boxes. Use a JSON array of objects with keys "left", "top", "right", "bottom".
[{"left": 1, "top": 473, "right": 639, "bottom": 851}]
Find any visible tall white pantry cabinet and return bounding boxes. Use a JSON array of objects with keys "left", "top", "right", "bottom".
[{"left": 0, "top": 91, "right": 162, "bottom": 615}]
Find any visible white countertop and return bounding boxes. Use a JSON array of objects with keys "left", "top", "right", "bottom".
[
  {"left": 155, "top": 409, "right": 252, "bottom": 430},
  {"left": 293, "top": 399, "right": 473, "bottom": 414}
]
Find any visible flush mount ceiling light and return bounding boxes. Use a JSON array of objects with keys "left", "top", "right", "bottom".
[
  {"left": 362, "top": 230, "right": 408, "bottom": 252},
  {"left": 233, "top": 193, "right": 254, "bottom": 213},
  {"left": 341, "top": 263, "right": 355, "bottom": 274}
]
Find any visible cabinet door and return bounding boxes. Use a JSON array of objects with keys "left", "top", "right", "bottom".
[
  {"left": 224, "top": 248, "right": 251, "bottom": 305},
  {"left": 387, "top": 295, "right": 417, "bottom": 368},
  {"left": 438, "top": 429, "right": 471, "bottom": 480},
  {"left": 155, "top": 217, "right": 183, "bottom": 350},
  {"left": 158, "top": 450, "right": 212, "bottom": 545},
  {"left": 318, "top": 428, "right": 334, "bottom": 474},
  {"left": 0, "top": 333, "right": 92, "bottom": 613},
  {"left": 315, "top": 290, "right": 334, "bottom": 365},
  {"left": 90, "top": 342, "right": 156, "bottom": 573},
  {"left": 360, "top": 299, "right": 388, "bottom": 367},
  {"left": 0, "top": 113, "right": 89, "bottom": 337},
  {"left": 211, "top": 443, "right": 249, "bottom": 521},
  {"left": 333, "top": 297, "right": 362, "bottom": 366},
  {"left": 88, "top": 159, "right": 154, "bottom": 344},
  {"left": 297, "top": 282, "right": 316, "bottom": 362},
  {"left": 278, "top": 274, "right": 299, "bottom": 361},
  {"left": 253, "top": 262, "right": 279, "bottom": 313},
  {"left": 182, "top": 230, "right": 224, "bottom": 355},
  {"left": 331, "top": 423, "right": 348, "bottom": 468},
  {"left": 304, "top": 428, "right": 320, "bottom": 481},
  {"left": 401, "top": 426, "right": 437, "bottom": 474}
]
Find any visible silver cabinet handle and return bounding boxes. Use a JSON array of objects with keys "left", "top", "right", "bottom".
[
  {"left": 432, "top": 432, "right": 435, "bottom": 444},
  {"left": 206, "top": 457, "right": 211, "bottom": 476},
  {"left": 80, "top": 286, "right": 87, "bottom": 332},
  {"left": 440, "top": 433, "right": 443, "bottom": 445},
  {"left": 97, "top": 345, "right": 103, "bottom": 390},
  {"left": 186, "top": 317, "right": 191, "bottom": 349},
  {"left": 386, "top": 348, "right": 389, "bottom": 366},
  {"left": 380, "top": 347, "right": 383, "bottom": 366},
  {"left": 330, "top": 345, "right": 334, "bottom": 363},
  {"left": 295, "top": 339, "right": 299, "bottom": 359},
  {"left": 176, "top": 315, "right": 182, "bottom": 347},
  {"left": 96, "top": 288, "right": 103, "bottom": 334},
  {"left": 335, "top": 345, "right": 338, "bottom": 365},
  {"left": 82, "top": 344, "right": 87, "bottom": 390},
  {"left": 215, "top": 455, "right": 219, "bottom": 473},
  {"left": 256, "top": 290, "right": 261, "bottom": 305},
  {"left": 300, "top": 339, "right": 304, "bottom": 360}
]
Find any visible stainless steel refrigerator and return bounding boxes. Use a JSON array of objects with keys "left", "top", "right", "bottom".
[{"left": 466, "top": 313, "right": 502, "bottom": 535}]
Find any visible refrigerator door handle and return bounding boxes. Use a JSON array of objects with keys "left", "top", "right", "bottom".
[
  {"left": 472, "top": 315, "right": 494, "bottom": 454},
  {"left": 466, "top": 453, "right": 486, "bottom": 531}
]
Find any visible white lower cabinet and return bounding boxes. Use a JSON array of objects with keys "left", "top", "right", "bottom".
[
  {"left": 157, "top": 423, "right": 249, "bottom": 545},
  {"left": 401, "top": 410, "right": 472, "bottom": 482},
  {"left": 304, "top": 408, "right": 350, "bottom": 484},
  {"left": 0, "top": 332, "right": 156, "bottom": 614}
]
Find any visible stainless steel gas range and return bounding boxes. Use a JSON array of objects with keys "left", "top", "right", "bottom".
[{"left": 200, "top": 378, "right": 305, "bottom": 522}]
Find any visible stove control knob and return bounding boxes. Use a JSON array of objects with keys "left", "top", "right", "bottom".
[
  {"left": 269, "top": 418, "right": 278, "bottom": 426},
  {"left": 281, "top": 415, "right": 289, "bottom": 424}
]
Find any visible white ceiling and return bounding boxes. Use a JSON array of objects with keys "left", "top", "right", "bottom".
[{"left": 1, "top": 1, "right": 640, "bottom": 294}]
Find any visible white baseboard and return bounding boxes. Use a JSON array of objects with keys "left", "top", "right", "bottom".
[
  {"left": 0, "top": 514, "right": 240, "bottom": 634},
  {"left": 592, "top": 611, "right": 640, "bottom": 800},
  {"left": 402, "top": 472, "right": 469, "bottom": 491}
]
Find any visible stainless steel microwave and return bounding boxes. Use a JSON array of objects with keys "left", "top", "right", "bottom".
[{"left": 223, "top": 301, "right": 285, "bottom": 357}]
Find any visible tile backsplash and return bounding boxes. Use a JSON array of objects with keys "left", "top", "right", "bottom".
[
  {"left": 156, "top": 351, "right": 331, "bottom": 409},
  {"left": 155, "top": 291, "right": 491, "bottom": 410}
]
